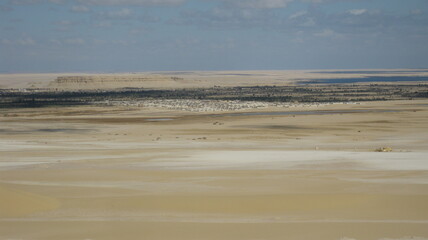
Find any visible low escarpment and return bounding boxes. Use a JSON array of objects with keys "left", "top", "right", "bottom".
[{"left": 48, "top": 75, "right": 184, "bottom": 90}]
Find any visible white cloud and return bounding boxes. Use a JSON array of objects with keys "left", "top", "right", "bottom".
[
  {"left": 111, "top": 39, "right": 136, "bottom": 46},
  {"left": 314, "top": 28, "right": 334, "bottom": 37},
  {"left": 300, "top": 17, "right": 315, "bottom": 27},
  {"left": 49, "top": 39, "right": 62, "bottom": 45},
  {"left": 289, "top": 10, "right": 307, "bottom": 19},
  {"left": 16, "top": 37, "right": 36, "bottom": 45},
  {"left": 313, "top": 28, "right": 344, "bottom": 39},
  {"left": 1, "top": 39, "right": 12, "bottom": 45},
  {"left": 93, "top": 21, "right": 112, "bottom": 28},
  {"left": 301, "top": 0, "right": 325, "bottom": 2},
  {"left": 56, "top": 20, "right": 74, "bottom": 25},
  {"left": 9, "top": 0, "right": 63, "bottom": 4},
  {"left": 9, "top": 0, "right": 39, "bottom": 4},
  {"left": 130, "top": 26, "right": 150, "bottom": 35},
  {"left": 92, "top": 39, "right": 106, "bottom": 45},
  {"left": 9, "top": 0, "right": 185, "bottom": 6},
  {"left": 71, "top": 5, "right": 89, "bottom": 12},
  {"left": 64, "top": 38, "right": 85, "bottom": 45},
  {"left": 0, "top": 5, "right": 13, "bottom": 12},
  {"left": 348, "top": 9, "right": 367, "bottom": 15},
  {"left": 77, "top": 0, "right": 185, "bottom": 6},
  {"left": 54, "top": 20, "right": 78, "bottom": 31},
  {"left": 10, "top": 0, "right": 40, "bottom": 5},
  {"left": 49, "top": 38, "right": 87, "bottom": 46},
  {"left": 224, "top": 0, "right": 294, "bottom": 9},
  {"left": 101, "top": 8, "right": 133, "bottom": 19},
  {"left": 411, "top": 9, "right": 422, "bottom": 15},
  {"left": 1, "top": 37, "right": 36, "bottom": 46}
]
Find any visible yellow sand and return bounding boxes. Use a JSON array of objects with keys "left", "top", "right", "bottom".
[
  {"left": 1, "top": 93, "right": 428, "bottom": 239},
  {"left": 0, "top": 185, "right": 59, "bottom": 218}
]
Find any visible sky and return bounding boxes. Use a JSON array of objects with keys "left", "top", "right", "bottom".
[{"left": 0, "top": 0, "right": 427, "bottom": 72}]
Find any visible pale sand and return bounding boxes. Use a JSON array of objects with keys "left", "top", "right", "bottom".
[
  {"left": 1, "top": 99, "right": 428, "bottom": 239},
  {"left": 2, "top": 69, "right": 428, "bottom": 89}
]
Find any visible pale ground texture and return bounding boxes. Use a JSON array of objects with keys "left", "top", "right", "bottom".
[
  {"left": 1, "top": 69, "right": 428, "bottom": 89},
  {"left": 1, "top": 71, "right": 428, "bottom": 240},
  {"left": 1, "top": 100, "right": 428, "bottom": 240}
]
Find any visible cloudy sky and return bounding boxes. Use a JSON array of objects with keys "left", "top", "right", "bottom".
[{"left": 1, "top": 0, "right": 427, "bottom": 72}]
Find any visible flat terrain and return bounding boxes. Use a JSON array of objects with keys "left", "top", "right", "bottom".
[
  {"left": 1, "top": 70, "right": 428, "bottom": 240},
  {"left": 1, "top": 69, "right": 428, "bottom": 89}
]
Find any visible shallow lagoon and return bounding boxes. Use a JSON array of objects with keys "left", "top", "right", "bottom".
[
  {"left": 311, "top": 70, "right": 428, "bottom": 74},
  {"left": 304, "top": 76, "right": 428, "bottom": 84}
]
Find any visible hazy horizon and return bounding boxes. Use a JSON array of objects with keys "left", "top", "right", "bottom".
[{"left": 3, "top": 67, "right": 428, "bottom": 75}]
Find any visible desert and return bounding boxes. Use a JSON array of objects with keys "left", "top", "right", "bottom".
[
  {"left": 1, "top": 70, "right": 428, "bottom": 240},
  {"left": 3, "top": 0, "right": 428, "bottom": 238}
]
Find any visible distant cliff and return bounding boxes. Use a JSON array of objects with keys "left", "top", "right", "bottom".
[{"left": 48, "top": 75, "right": 184, "bottom": 90}]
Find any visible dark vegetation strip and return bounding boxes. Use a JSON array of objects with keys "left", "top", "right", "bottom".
[{"left": 1, "top": 84, "right": 427, "bottom": 108}]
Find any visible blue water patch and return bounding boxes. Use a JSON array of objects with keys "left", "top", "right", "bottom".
[
  {"left": 311, "top": 70, "right": 428, "bottom": 74},
  {"left": 302, "top": 76, "right": 428, "bottom": 84}
]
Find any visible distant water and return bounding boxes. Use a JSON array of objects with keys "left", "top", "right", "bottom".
[
  {"left": 311, "top": 70, "right": 428, "bottom": 74},
  {"left": 303, "top": 76, "right": 428, "bottom": 84}
]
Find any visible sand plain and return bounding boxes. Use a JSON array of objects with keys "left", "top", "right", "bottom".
[
  {"left": 1, "top": 71, "right": 428, "bottom": 240},
  {"left": 2, "top": 69, "right": 428, "bottom": 89}
]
